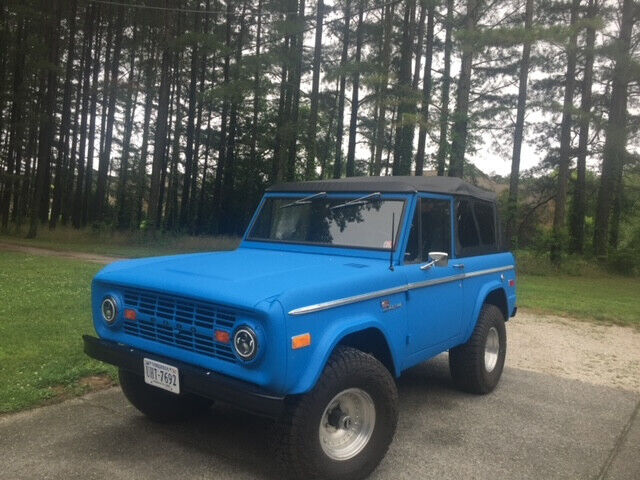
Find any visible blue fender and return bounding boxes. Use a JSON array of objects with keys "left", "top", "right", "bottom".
[
  {"left": 288, "top": 313, "right": 400, "bottom": 395},
  {"left": 463, "top": 281, "right": 506, "bottom": 341}
]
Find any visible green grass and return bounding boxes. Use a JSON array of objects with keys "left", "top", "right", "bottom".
[
  {"left": 517, "top": 274, "right": 640, "bottom": 328},
  {"left": 513, "top": 250, "right": 640, "bottom": 327},
  {"left": 0, "top": 252, "right": 115, "bottom": 414},
  {"left": 0, "top": 226, "right": 239, "bottom": 258}
]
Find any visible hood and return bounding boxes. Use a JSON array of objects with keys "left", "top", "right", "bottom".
[{"left": 94, "top": 246, "right": 401, "bottom": 313}]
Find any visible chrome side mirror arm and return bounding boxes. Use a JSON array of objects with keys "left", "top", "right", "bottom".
[{"left": 420, "top": 252, "right": 449, "bottom": 271}]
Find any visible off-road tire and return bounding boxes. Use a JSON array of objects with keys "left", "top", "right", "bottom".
[
  {"left": 276, "top": 346, "right": 398, "bottom": 480},
  {"left": 449, "top": 303, "right": 506, "bottom": 394},
  {"left": 119, "top": 368, "right": 213, "bottom": 422}
]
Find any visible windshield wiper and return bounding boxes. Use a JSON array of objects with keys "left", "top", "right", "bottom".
[
  {"left": 279, "top": 191, "right": 327, "bottom": 209},
  {"left": 329, "top": 192, "right": 381, "bottom": 210}
]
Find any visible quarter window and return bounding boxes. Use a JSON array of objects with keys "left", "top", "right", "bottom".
[
  {"left": 456, "top": 200, "right": 480, "bottom": 251},
  {"left": 455, "top": 199, "right": 498, "bottom": 257},
  {"left": 474, "top": 201, "right": 496, "bottom": 246}
]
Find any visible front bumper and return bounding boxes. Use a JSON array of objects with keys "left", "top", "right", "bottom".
[{"left": 83, "top": 335, "right": 284, "bottom": 418}]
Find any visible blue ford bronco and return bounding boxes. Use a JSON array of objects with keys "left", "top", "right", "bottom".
[{"left": 84, "top": 176, "right": 516, "bottom": 480}]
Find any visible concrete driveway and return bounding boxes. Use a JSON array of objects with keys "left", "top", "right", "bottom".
[{"left": 1, "top": 355, "right": 638, "bottom": 480}]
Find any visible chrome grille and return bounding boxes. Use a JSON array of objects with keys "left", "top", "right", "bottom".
[{"left": 121, "top": 287, "right": 237, "bottom": 363}]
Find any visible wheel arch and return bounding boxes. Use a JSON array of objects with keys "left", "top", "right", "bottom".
[
  {"left": 463, "top": 282, "right": 508, "bottom": 341},
  {"left": 287, "top": 318, "right": 400, "bottom": 395},
  {"left": 337, "top": 327, "right": 396, "bottom": 377}
]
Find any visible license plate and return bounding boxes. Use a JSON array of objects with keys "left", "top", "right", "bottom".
[{"left": 143, "top": 358, "right": 180, "bottom": 394}]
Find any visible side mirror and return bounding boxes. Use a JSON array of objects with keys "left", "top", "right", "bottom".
[{"left": 420, "top": 252, "right": 449, "bottom": 271}]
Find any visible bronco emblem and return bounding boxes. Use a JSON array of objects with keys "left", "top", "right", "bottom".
[{"left": 381, "top": 299, "right": 402, "bottom": 312}]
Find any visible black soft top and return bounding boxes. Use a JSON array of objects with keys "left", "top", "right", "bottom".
[{"left": 267, "top": 176, "right": 496, "bottom": 202}]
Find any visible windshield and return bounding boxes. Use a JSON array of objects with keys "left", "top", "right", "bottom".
[{"left": 247, "top": 195, "right": 405, "bottom": 250}]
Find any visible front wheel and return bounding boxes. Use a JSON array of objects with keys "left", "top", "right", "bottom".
[
  {"left": 276, "top": 346, "right": 398, "bottom": 480},
  {"left": 449, "top": 303, "right": 507, "bottom": 394},
  {"left": 119, "top": 368, "right": 213, "bottom": 422}
]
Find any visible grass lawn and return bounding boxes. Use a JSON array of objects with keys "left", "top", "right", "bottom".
[
  {"left": 0, "top": 227, "right": 239, "bottom": 258},
  {"left": 518, "top": 274, "right": 640, "bottom": 328},
  {"left": 0, "top": 252, "right": 114, "bottom": 414}
]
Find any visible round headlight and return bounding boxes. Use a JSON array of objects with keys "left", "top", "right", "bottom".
[
  {"left": 233, "top": 327, "right": 258, "bottom": 361},
  {"left": 101, "top": 297, "right": 118, "bottom": 325}
]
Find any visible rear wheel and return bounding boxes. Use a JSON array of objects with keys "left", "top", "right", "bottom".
[
  {"left": 119, "top": 368, "right": 213, "bottom": 422},
  {"left": 449, "top": 303, "right": 506, "bottom": 394},
  {"left": 276, "top": 346, "right": 398, "bottom": 480}
]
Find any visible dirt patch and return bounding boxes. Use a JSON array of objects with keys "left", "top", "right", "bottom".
[
  {"left": 40, "top": 375, "right": 116, "bottom": 408},
  {"left": 0, "top": 242, "right": 122, "bottom": 264},
  {"left": 507, "top": 310, "right": 640, "bottom": 393},
  {"left": 78, "top": 375, "right": 116, "bottom": 391}
]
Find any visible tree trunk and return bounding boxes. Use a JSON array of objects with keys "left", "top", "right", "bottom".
[
  {"left": 402, "top": 0, "right": 427, "bottom": 174},
  {"left": 415, "top": 3, "right": 435, "bottom": 176},
  {"left": 50, "top": 0, "right": 78, "bottom": 229},
  {"left": 211, "top": 2, "right": 233, "bottom": 232},
  {"left": 72, "top": 3, "right": 96, "bottom": 228},
  {"left": 1, "top": 18, "right": 27, "bottom": 230},
  {"left": 247, "top": 0, "right": 263, "bottom": 207},
  {"left": 346, "top": 2, "right": 364, "bottom": 177},
  {"left": 372, "top": 1, "right": 394, "bottom": 176},
  {"left": 165, "top": 48, "right": 182, "bottom": 231},
  {"left": 28, "top": 2, "right": 61, "bottom": 238},
  {"left": 148, "top": 9, "right": 173, "bottom": 229},
  {"left": 569, "top": 0, "right": 596, "bottom": 254},
  {"left": 83, "top": 8, "right": 102, "bottom": 226},
  {"left": 272, "top": 30, "right": 290, "bottom": 182},
  {"left": 593, "top": 0, "right": 634, "bottom": 256},
  {"left": 448, "top": 0, "right": 481, "bottom": 178},
  {"left": 305, "top": 0, "right": 324, "bottom": 179},
  {"left": 550, "top": 0, "right": 580, "bottom": 263},
  {"left": 435, "top": 0, "right": 453, "bottom": 176},
  {"left": 285, "top": 0, "right": 306, "bottom": 181},
  {"left": 94, "top": 5, "right": 124, "bottom": 222},
  {"left": 180, "top": 5, "right": 201, "bottom": 229},
  {"left": 392, "top": 0, "right": 416, "bottom": 176},
  {"left": 333, "top": 0, "right": 351, "bottom": 179},
  {"left": 116, "top": 20, "right": 139, "bottom": 229},
  {"left": 135, "top": 43, "right": 156, "bottom": 228},
  {"left": 221, "top": 2, "right": 248, "bottom": 233},
  {"left": 505, "top": 0, "right": 534, "bottom": 248}
]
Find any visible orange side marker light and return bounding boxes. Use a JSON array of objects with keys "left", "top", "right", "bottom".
[
  {"left": 215, "top": 330, "right": 230, "bottom": 344},
  {"left": 292, "top": 333, "right": 312, "bottom": 350}
]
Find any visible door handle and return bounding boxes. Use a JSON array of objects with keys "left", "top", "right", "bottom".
[{"left": 452, "top": 263, "right": 465, "bottom": 270}]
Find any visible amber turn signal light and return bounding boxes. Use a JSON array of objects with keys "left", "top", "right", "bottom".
[
  {"left": 124, "top": 309, "right": 137, "bottom": 321},
  {"left": 292, "top": 333, "right": 311, "bottom": 350},
  {"left": 215, "top": 330, "right": 230, "bottom": 344}
]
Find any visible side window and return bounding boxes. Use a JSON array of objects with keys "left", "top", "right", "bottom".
[
  {"left": 456, "top": 199, "right": 480, "bottom": 255},
  {"left": 420, "top": 198, "right": 451, "bottom": 258},
  {"left": 474, "top": 201, "right": 496, "bottom": 247}
]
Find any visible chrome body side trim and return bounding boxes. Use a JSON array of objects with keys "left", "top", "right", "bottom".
[{"left": 288, "top": 265, "right": 514, "bottom": 316}]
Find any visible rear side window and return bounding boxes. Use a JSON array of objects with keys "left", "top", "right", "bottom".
[
  {"left": 456, "top": 200, "right": 480, "bottom": 251},
  {"left": 474, "top": 201, "right": 496, "bottom": 246},
  {"left": 455, "top": 199, "right": 498, "bottom": 257}
]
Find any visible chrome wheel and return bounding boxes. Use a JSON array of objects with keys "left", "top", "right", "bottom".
[
  {"left": 484, "top": 326, "right": 500, "bottom": 373},
  {"left": 319, "top": 388, "right": 376, "bottom": 461}
]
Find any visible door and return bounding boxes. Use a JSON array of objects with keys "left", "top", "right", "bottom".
[{"left": 400, "top": 195, "right": 464, "bottom": 355}]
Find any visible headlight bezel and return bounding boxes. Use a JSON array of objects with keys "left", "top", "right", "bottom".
[
  {"left": 101, "top": 296, "right": 119, "bottom": 326},
  {"left": 233, "top": 325, "right": 259, "bottom": 362}
]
